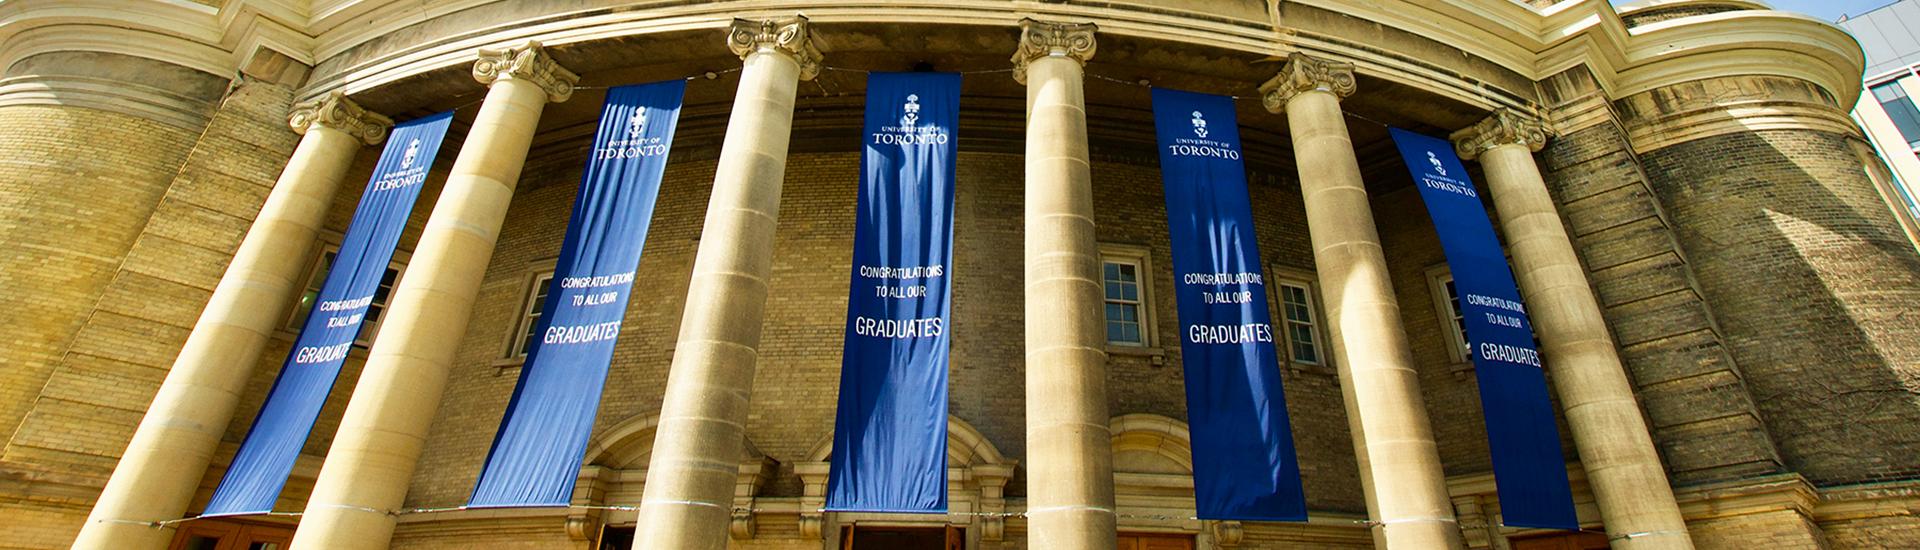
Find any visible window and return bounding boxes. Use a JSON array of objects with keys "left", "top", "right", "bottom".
[
  {"left": 1872, "top": 81, "right": 1920, "bottom": 150},
  {"left": 509, "top": 271, "right": 555, "bottom": 358},
  {"left": 1098, "top": 243, "right": 1156, "bottom": 348},
  {"left": 1104, "top": 261, "right": 1146, "bottom": 345},
  {"left": 285, "top": 246, "right": 406, "bottom": 347},
  {"left": 1427, "top": 267, "right": 1471, "bottom": 363},
  {"left": 1271, "top": 270, "right": 1329, "bottom": 367}
]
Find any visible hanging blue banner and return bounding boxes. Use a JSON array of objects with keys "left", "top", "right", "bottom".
[
  {"left": 824, "top": 72, "right": 960, "bottom": 514},
  {"left": 1150, "top": 87, "right": 1308, "bottom": 521},
  {"left": 204, "top": 111, "right": 453, "bottom": 516},
  {"left": 1389, "top": 128, "right": 1578, "bottom": 530},
  {"left": 468, "top": 80, "right": 686, "bottom": 507}
]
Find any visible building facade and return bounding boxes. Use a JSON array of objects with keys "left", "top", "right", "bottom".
[
  {"left": 1842, "top": 0, "right": 1920, "bottom": 251},
  {"left": 1, "top": 0, "right": 1917, "bottom": 549}
]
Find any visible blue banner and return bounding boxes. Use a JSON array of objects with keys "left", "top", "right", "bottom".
[
  {"left": 1389, "top": 128, "right": 1578, "bottom": 530},
  {"left": 204, "top": 111, "right": 453, "bottom": 516},
  {"left": 824, "top": 72, "right": 960, "bottom": 514},
  {"left": 468, "top": 80, "right": 686, "bottom": 507},
  {"left": 1151, "top": 88, "right": 1307, "bottom": 521}
]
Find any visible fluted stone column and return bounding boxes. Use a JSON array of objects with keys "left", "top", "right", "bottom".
[
  {"left": 71, "top": 93, "right": 389, "bottom": 550},
  {"left": 1455, "top": 110, "right": 1694, "bottom": 550},
  {"left": 1260, "top": 53, "right": 1463, "bottom": 550},
  {"left": 1011, "top": 18, "right": 1117, "bottom": 550},
  {"left": 287, "top": 42, "right": 577, "bottom": 550},
  {"left": 631, "top": 17, "right": 818, "bottom": 550}
]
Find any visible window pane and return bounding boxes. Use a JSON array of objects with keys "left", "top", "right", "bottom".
[
  {"left": 520, "top": 276, "right": 552, "bottom": 356},
  {"left": 1105, "top": 281, "right": 1124, "bottom": 300},
  {"left": 1443, "top": 277, "right": 1470, "bottom": 355},
  {"left": 1874, "top": 82, "right": 1920, "bottom": 149},
  {"left": 1121, "top": 283, "right": 1138, "bottom": 302},
  {"left": 1116, "top": 263, "right": 1136, "bottom": 283}
]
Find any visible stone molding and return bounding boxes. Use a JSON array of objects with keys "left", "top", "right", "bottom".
[
  {"left": 0, "top": 74, "right": 218, "bottom": 130},
  {"left": 726, "top": 16, "right": 823, "bottom": 81},
  {"left": 1614, "top": 74, "right": 1861, "bottom": 153},
  {"left": 1258, "top": 53, "right": 1357, "bottom": 113},
  {"left": 1010, "top": 18, "right": 1097, "bottom": 85},
  {"left": 1452, "top": 108, "right": 1551, "bottom": 160},
  {"left": 472, "top": 40, "right": 580, "bottom": 104},
  {"left": 287, "top": 90, "right": 392, "bottom": 145}
]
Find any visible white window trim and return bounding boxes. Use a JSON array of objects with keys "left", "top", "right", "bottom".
[
  {"left": 1268, "top": 266, "right": 1332, "bottom": 373},
  {"left": 282, "top": 236, "right": 411, "bottom": 348},
  {"left": 504, "top": 267, "right": 557, "bottom": 361},
  {"left": 1425, "top": 264, "right": 1471, "bottom": 366},
  {"left": 1098, "top": 243, "right": 1159, "bottom": 351}
]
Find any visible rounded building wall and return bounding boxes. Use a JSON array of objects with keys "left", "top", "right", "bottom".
[{"left": 5, "top": 1, "right": 1920, "bottom": 550}]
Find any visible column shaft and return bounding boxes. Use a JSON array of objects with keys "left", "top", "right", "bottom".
[
  {"left": 1281, "top": 84, "right": 1462, "bottom": 549},
  {"left": 289, "top": 43, "right": 572, "bottom": 549},
  {"left": 1477, "top": 142, "right": 1694, "bottom": 550},
  {"left": 632, "top": 18, "right": 812, "bottom": 550},
  {"left": 1022, "top": 53, "right": 1118, "bottom": 550},
  {"left": 73, "top": 100, "right": 379, "bottom": 550}
]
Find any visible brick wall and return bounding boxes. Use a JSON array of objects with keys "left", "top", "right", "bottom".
[
  {"left": 0, "top": 101, "right": 208, "bottom": 547},
  {"left": 1532, "top": 71, "right": 1782, "bottom": 485},
  {"left": 1639, "top": 127, "right": 1920, "bottom": 486}
]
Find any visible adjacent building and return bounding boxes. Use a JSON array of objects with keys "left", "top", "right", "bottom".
[{"left": 1844, "top": 0, "right": 1920, "bottom": 249}]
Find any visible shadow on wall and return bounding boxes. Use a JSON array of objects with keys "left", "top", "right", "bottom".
[{"left": 1640, "top": 127, "right": 1920, "bottom": 485}]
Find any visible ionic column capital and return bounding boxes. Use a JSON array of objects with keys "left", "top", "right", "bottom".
[
  {"left": 1452, "top": 108, "right": 1551, "bottom": 160},
  {"left": 473, "top": 40, "right": 581, "bottom": 103},
  {"left": 1259, "top": 53, "right": 1356, "bottom": 113},
  {"left": 728, "top": 16, "right": 823, "bottom": 81},
  {"left": 288, "top": 90, "right": 392, "bottom": 145},
  {"left": 1011, "top": 18, "right": 1097, "bottom": 85}
]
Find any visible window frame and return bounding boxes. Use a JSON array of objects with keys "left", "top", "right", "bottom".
[
  {"left": 1268, "top": 266, "right": 1332, "bottom": 371},
  {"left": 1425, "top": 265, "right": 1471, "bottom": 365},
  {"left": 282, "top": 237, "right": 411, "bottom": 348},
  {"left": 505, "top": 268, "right": 557, "bottom": 360},
  {"left": 1869, "top": 79, "right": 1920, "bottom": 151},
  {"left": 1097, "top": 243, "right": 1158, "bottom": 350}
]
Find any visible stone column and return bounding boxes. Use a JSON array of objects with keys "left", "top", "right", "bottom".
[
  {"left": 287, "top": 42, "right": 576, "bottom": 550},
  {"left": 630, "top": 17, "right": 818, "bottom": 550},
  {"left": 1260, "top": 53, "right": 1463, "bottom": 550},
  {"left": 70, "top": 93, "right": 389, "bottom": 550},
  {"left": 1011, "top": 18, "right": 1116, "bottom": 550},
  {"left": 1455, "top": 110, "right": 1694, "bottom": 549}
]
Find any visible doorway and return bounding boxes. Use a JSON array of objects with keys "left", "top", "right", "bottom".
[
  {"left": 1509, "top": 531, "right": 1610, "bottom": 550},
  {"left": 1117, "top": 532, "right": 1194, "bottom": 550},
  {"left": 167, "top": 520, "right": 292, "bottom": 550},
  {"left": 841, "top": 524, "right": 964, "bottom": 550}
]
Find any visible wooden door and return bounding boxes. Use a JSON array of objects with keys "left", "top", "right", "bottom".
[
  {"left": 1510, "top": 531, "right": 1609, "bottom": 550},
  {"left": 169, "top": 521, "right": 292, "bottom": 550},
  {"left": 1117, "top": 532, "right": 1194, "bottom": 550},
  {"left": 945, "top": 525, "right": 964, "bottom": 550}
]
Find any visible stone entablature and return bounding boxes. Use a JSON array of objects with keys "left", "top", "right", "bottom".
[{"left": 0, "top": 1, "right": 1867, "bottom": 130}]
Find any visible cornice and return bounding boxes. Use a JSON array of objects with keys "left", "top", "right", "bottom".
[
  {"left": 0, "top": 0, "right": 1871, "bottom": 133},
  {"left": 0, "top": 0, "right": 314, "bottom": 85}
]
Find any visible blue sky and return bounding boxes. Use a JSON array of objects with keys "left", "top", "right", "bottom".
[{"left": 1613, "top": 0, "right": 1893, "bottom": 22}]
